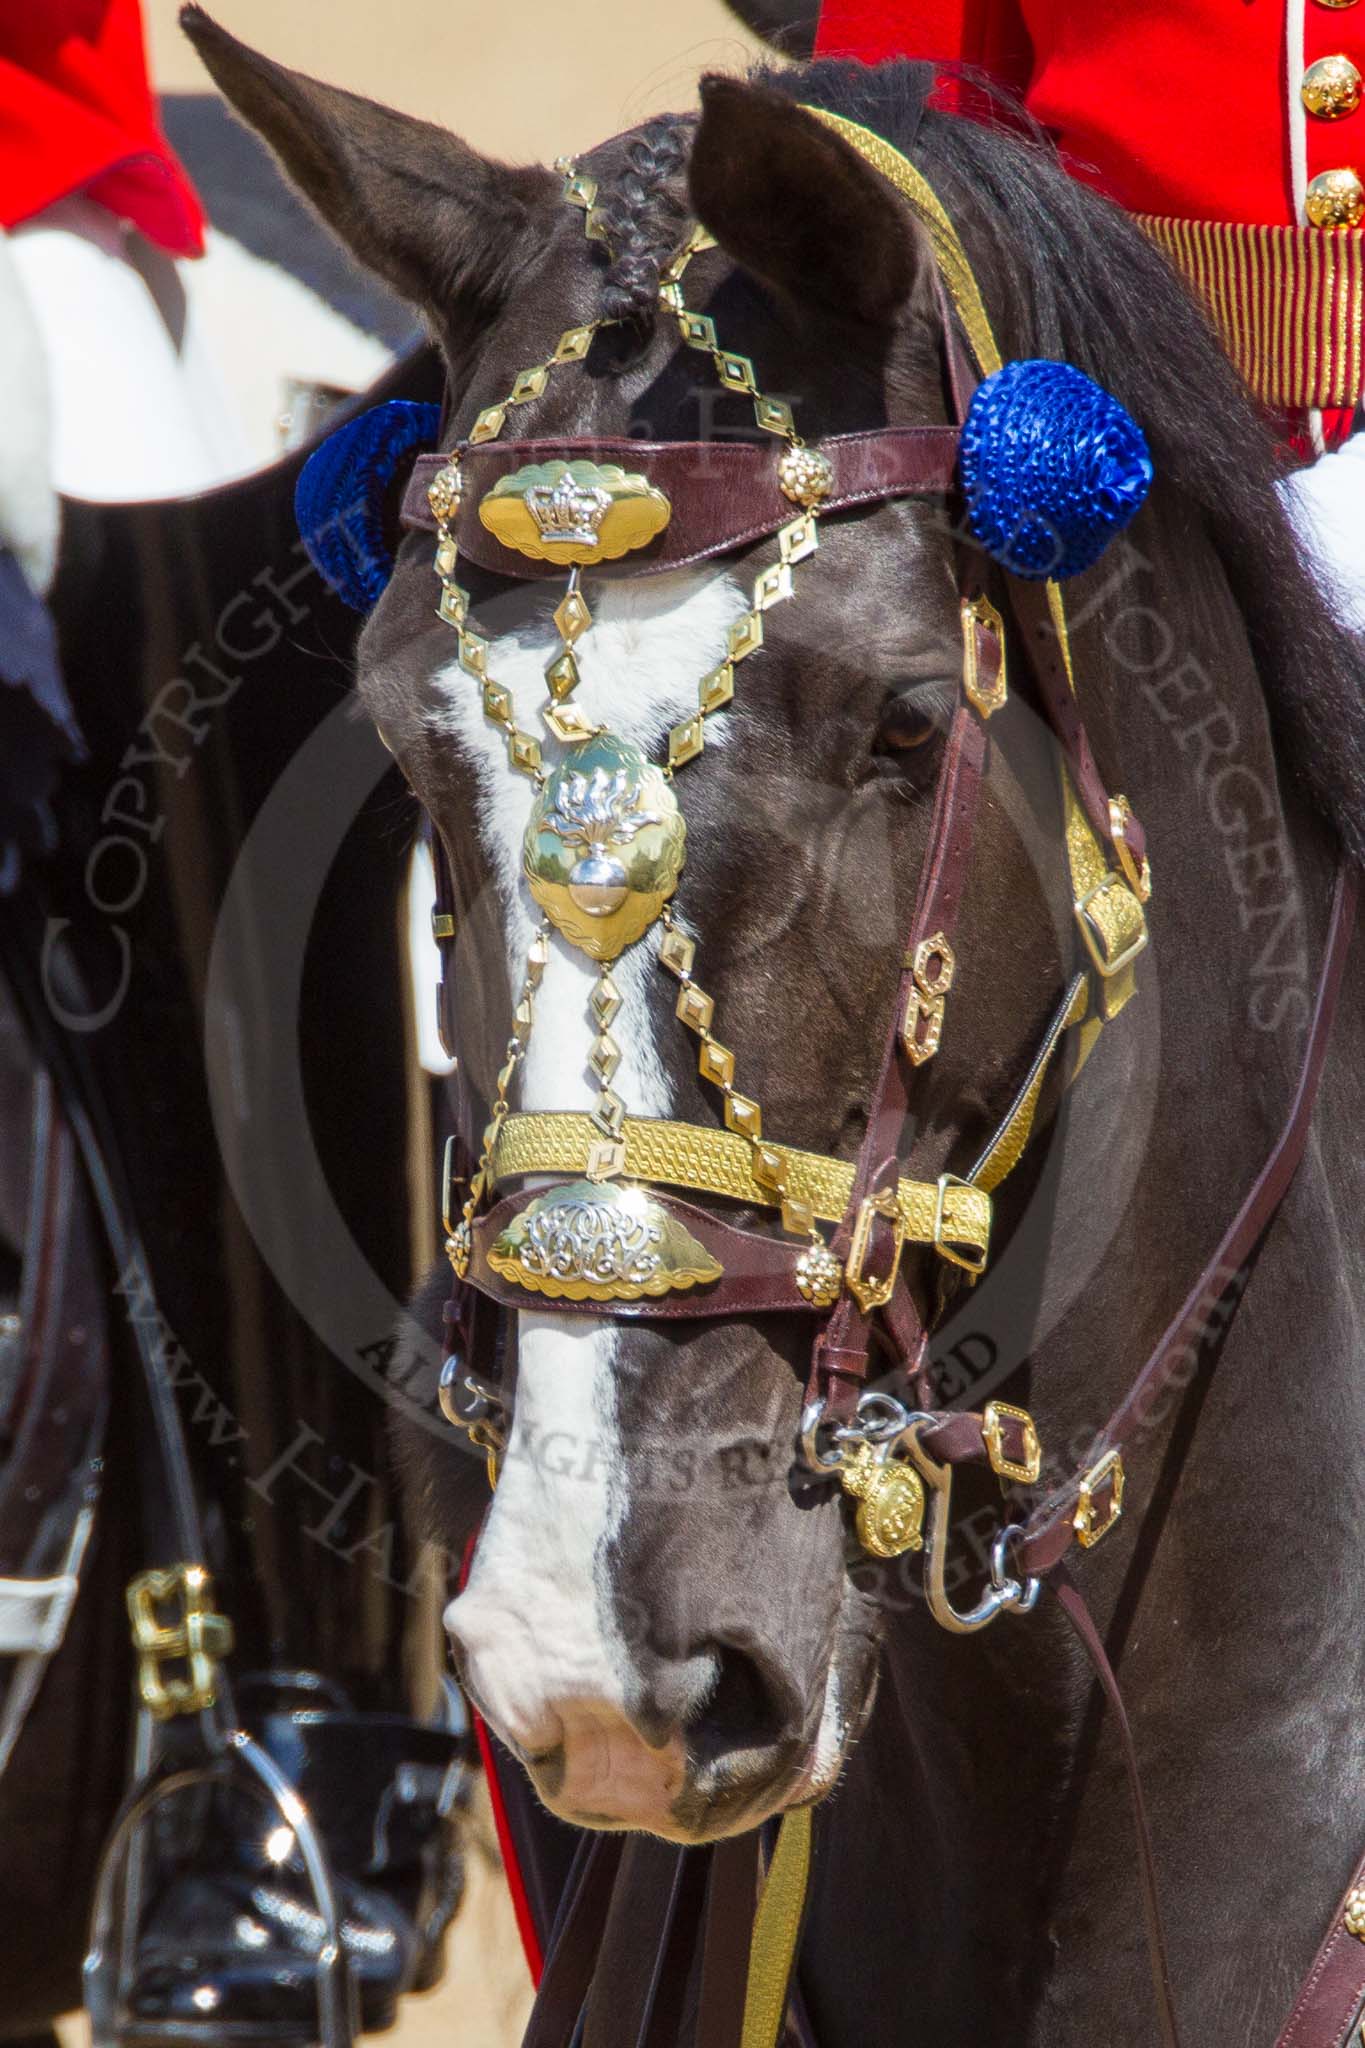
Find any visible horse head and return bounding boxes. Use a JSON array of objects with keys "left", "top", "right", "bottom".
[{"left": 185, "top": 22, "right": 1365, "bottom": 1960}]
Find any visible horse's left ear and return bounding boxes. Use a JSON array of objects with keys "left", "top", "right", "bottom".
[
  {"left": 179, "top": 8, "right": 553, "bottom": 363},
  {"left": 688, "top": 76, "right": 920, "bottom": 324}
]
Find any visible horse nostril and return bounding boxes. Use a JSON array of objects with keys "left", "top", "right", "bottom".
[{"left": 688, "top": 1645, "right": 787, "bottom": 1766}]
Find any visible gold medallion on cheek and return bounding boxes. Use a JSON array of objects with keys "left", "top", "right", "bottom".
[
  {"left": 837, "top": 1441, "right": 926, "bottom": 1559},
  {"left": 523, "top": 735, "right": 686, "bottom": 962},
  {"left": 479, "top": 460, "right": 671, "bottom": 567}
]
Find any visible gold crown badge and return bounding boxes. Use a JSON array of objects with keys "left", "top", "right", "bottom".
[{"left": 479, "top": 459, "right": 672, "bottom": 566}]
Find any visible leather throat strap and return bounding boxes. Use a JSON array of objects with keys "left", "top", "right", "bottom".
[
  {"left": 401, "top": 428, "right": 961, "bottom": 579},
  {"left": 1012, "top": 863, "right": 1357, "bottom": 1579}
]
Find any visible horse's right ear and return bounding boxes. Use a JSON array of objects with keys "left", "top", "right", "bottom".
[
  {"left": 688, "top": 76, "right": 921, "bottom": 325},
  {"left": 179, "top": 9, "right": 553, "bottom": 356}
]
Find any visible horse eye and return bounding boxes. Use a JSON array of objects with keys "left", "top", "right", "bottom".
[{"left": 875, "top": 687, "right": 947, "bottom": 754}]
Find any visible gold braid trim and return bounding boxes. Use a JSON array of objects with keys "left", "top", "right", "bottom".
[
  {"left": 1138, "top": 215, "right": 1365, "bottom": 414},
  {"left": 490, "top": 1113, "right": 992, "bottom": 1256},
  {"left": 801, "top": 107, "right": 1004, "bottom": 378}
]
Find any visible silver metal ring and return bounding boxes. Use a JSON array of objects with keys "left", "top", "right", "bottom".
[
  {"left": 799, "top": 1398, "right": 845, "bottom": 1472},
  {"left": 839, "top": 1392, "right": 912, "bottom": 1441},
  {"left": 989, "top": 1526, "right": 1042, "bottom": 1616}
]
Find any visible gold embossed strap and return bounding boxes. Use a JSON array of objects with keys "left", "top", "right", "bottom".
[
  {"left": 489, "top": 1112, "right": 991, "bottom": 1254},
  {"left": 969, "top": 974, "right": 1091, "bottom": 1193},
  {"left": 741, "top": 1809, "right": 813, "bottom": 2048},
  {"left": 1137, "top": 215, "right": 1365, "bottom": 415}
]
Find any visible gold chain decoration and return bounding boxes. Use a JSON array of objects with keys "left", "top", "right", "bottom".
[
  {"left": 543, "top": 567, "right": 599, "bottom": 745},
  {"left": 428, "top": 481, "right": 549, "bottom": 783},
  {"left": 435, "top": 160, "right": 851, "bottom": 1295},
  {"left": 659, "top": 908, "right": 814, "bottom": 1243},
  {"left": 448, "top": 921, "right": 551, "bottom": 1276},
  {"left": 586, "top": 963, "right": 627, "bottom": 1174}
]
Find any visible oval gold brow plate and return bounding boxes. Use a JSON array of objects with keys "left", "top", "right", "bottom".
[
  {"left": 487, "top": 1180, "right": 723, "bottom": 1302},
  {"left": 478, "top": 459, "right": 672, "bottom": 566}
]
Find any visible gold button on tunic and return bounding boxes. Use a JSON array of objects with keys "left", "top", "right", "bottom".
[
  {"left": 1302, "top": 54, "right": 1363, "bottom": 117},
  {"left": 1305, "top": 165, "right": 1365, "bottom": 225}
]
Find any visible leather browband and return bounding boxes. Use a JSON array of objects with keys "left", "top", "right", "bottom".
[{"left": 400, "top": 428, "right": 962, "bottom": 579}]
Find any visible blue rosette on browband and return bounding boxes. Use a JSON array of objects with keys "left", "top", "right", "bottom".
[
  {"left": 960, "top": 360, "right": 1153, "bottom": 581},
  {"left": 295, "top": 399, "right": 441, "bottom": 610}
]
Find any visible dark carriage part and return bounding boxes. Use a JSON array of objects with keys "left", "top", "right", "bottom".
[
  {"left": 0, "top": 962, "right": 128, "bottom": 2041},
  {"left": 0, "top": 342, "right": 470, "bottom": 2042},
  {"left": 94, "top": 1676, "right": 470, "bottom": 2046},
  {"left": 0, "top": 1055, "right": 108, "bottom": 1766}
]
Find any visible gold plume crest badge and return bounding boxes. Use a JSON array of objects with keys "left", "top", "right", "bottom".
[
  {"left": 479, "top": 459, "right": 671, "bottom": 566},
  {"left": 488, "top": 1181, "right": 723, "bottom": 1302},
  {"left": 523, "top": 734, "right": 685, "bottom": 962}
]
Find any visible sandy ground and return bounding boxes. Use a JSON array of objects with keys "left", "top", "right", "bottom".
[{"left": 394, "top": 1782, "right": 534, "bottom": 2048}]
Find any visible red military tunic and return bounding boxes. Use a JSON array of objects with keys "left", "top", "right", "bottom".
[{"left": 815, "top": 0, "right": 1365, "bottom": 440}]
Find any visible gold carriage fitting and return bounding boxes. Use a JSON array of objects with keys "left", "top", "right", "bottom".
[
  {"left": 127, "top": 1563, "right": 234, "bottom": 1719},
  {"left": 479, "top": 459, "right": 672, "bottom": 566}
]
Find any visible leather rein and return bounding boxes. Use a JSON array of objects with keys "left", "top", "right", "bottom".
[{"left": 410, "top": 117, "right": 1362, "bottom": 2048}]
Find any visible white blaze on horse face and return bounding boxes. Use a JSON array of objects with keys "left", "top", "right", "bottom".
[{"left": 436, "top": 568, "right": 747, "bottom": 1822}]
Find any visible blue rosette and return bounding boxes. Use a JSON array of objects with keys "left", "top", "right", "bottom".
[
  {"left": 295, "top": 398, "right": 441, "bottom": 611},
  {"left": 960, "top": 360, "right": 1153, "bottom": 581}
]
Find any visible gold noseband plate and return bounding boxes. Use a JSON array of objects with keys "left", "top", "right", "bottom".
[
  {"left": 479, "top": 459, "right": 672, "bottom": 566},
  {"left": 487, "top": 1180, "right": 722, "bottom": 1302}
]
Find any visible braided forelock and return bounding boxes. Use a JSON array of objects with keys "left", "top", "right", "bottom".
[{"left": 595, "top": 115, "right": 694, "bottom": 334}]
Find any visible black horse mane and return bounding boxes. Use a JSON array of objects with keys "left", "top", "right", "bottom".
[{"left": 593, "top": 57, "right": 1365, "bottom": 866}]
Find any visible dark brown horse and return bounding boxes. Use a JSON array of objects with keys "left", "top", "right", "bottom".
[{"left": 186, "top": 18, "right": 1365, "bottom": 2045}]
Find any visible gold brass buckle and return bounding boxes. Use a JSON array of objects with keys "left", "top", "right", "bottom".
[
  {"left": 933, "top": 1173, "right": 988, "bottom": 1275},
  {"left": 844, "top": 1189, "right": 907, "bottom": 1313},
  {"left": 1073, "top": 1449, "right": 1125, "bottom": 1548},
  {"left": 1076, "top": 872, "right": 1149, "bottom": 980},
  {"left": 1108, "top": 795, "right": 1152, "bottom": 904},
  {"left": 127, "top": 1564, "right": 234, "bottom": 1720},
  {"left": 960, "top": 594, "right": 1007, "bottom": 719},
  {"left": 982, "top": 1400, "right": 1043, "bottom": 1486}
]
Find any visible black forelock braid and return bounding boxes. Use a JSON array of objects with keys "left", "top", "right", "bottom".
[{"left": 595, "top": 116, "right": 694, "bottom": 333}]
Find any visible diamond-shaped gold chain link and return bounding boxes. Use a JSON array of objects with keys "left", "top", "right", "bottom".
[
  {"left": 432, "top": 164, "right": 840, "bottom": 1244},
  {"left": 658, "top": 910, "right": 819, "bottom": 1241},
  {"left": 448, "top": 921, "right": 551, "bottom": 1275}
]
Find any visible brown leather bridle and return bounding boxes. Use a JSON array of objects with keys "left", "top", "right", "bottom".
[{"left": 403, "top": 195, "right": 1361, "bottom": 2048}]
